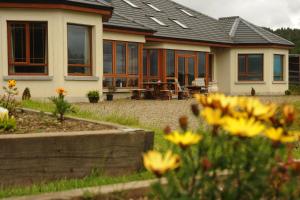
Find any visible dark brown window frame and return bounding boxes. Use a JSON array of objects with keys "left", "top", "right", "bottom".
[
  {"left": 143, "top": 49, "right": 160, "bottom": 82},
  {"left": 273, "top": 54, "right": 284, "bottom": 81},
  {"left": 7, "top": 21, "right": 48, "bottom": 76},
  {"left": 67, "top": 23, "right": 92, "bottom": 76},
  {"left": 103, "top": 40, "right": 142, "bottom": 88},
  {"left": 238, "top": 54, "right": 264, "bottom": 81}
]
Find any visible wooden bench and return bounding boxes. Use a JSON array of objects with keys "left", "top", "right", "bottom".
[{"left": 131, "top": 89, "right": 146, "bottom": 100}]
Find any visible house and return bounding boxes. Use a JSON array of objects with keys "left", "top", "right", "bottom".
[{"left": 0, "top": 0, "right": 294, "bottom": 101}]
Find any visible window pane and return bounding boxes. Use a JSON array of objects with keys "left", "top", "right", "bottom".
[
  {"left": 30, "top": 23, "right": 47, "bottom": 64},
  {"left": 10, "top": 23, "right": 26, "bottom": 62},
  {"left": 238, "top": 55, "right": 246, "bottom": 73},
  {"left": 248, "top": 55, "right": 263, "bottom": 74},
  {"left": 209, "top": 54, "right": 214, "bottom": 81},
  {"left": 103, "top": 77, "right": 113, "bottom": 87},
  {"left": 178, "top": 57, "right": 185, "bottom": 86},
  {"left": 166, "top": 50, "right": 175, "bottom": 77},
  {"left": 188, "top": 57, "right": 195, "bottom": 85},
  {"left": 68, "top": 24, "right": 90, "bottom": 65},
  {"left": 150, "top": 50, "right": 158, "bottom": 76},
  {"left": 198, "top": 52, "right": 206, "bottom": 78},
  {"left": 143, "top": 50, "right": 147, "bottom": 76},
  {"left": 274, "top": 55, "right": 283, "bottom": 81},
  {"left": 128, "top": 43, "right": 138, "bottom": 75},
  {"left": 116, "top": 43, "right": 126, "bottom": 74},
  {"left": 116, "top": 78, "right": 127, "bottom": 87},
  {"left": 103, "top": 41, "right": 113, "bottom": 74},
  {"left": 68, "top": 66, "right": 90, "bottom": 75},
  {"left": 12, "top": 65, "right": 47, "bottom": 74}
]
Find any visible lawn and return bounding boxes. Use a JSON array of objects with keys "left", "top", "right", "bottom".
[{"left": 1, "top": 97, "right": 299, "bottom": 198}]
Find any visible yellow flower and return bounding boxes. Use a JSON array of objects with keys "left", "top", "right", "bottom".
[
  {"left": 265, "top": 128, "right": 299, "bottom": 143},
  {"left": 222, "top": 117, "right": 265, "bottom": 137},
  {"left": 8, "top": 80, "right": 16, "bottom": 88},
  {"left": 283, "top": 105, "right": 295, "bottom": 124},
  {"left": 56, "top": 88, "right": 67, "bottom": 96},
  {"left": 201, "top": 107, "right": 224, "bottom": 126},
  {"left": 143, "top": 150, "right": 180, "bottom": 177},
  {"left": 195, "top": 93, "right": 237, "bottom": 111},
  {"left": 240, "top": 98, "right": 277, "bottom": 121},
  {"left": 165, "top": 131, "right": 202, "bottom": 148}
]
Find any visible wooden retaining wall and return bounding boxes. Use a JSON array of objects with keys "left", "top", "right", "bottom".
[{"left": 0, "top": 128, "right": 154, "bottom": 187}]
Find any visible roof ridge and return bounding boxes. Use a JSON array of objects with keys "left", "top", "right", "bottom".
[
  {"left": 229, "top": 17, "right": 240, "bottom": 38},
  {"left": 114, "top": 11, "right": 156, "bottom": 30},
  {"left": 240, "top": 19, "right": 272, "bottom": 43}
]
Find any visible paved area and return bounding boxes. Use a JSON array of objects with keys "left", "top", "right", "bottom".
[{"left": 76, "top": 96, "right": 300, "bottom": 131}]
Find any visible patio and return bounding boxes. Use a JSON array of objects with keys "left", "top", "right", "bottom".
[{"left": 76, "top": 96, "right": 300, "bottom": 130}]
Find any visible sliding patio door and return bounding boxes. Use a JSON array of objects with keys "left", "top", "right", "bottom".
[{"left": 177, "top": 55, "right": 196, "bottom": 87}]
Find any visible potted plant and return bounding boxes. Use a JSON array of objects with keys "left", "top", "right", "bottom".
[
  {"left": 107, "top": 86, "right": 116, "bottom": 101},
  {"left": 86, "top": 90, "right": 100, "bottom": 103}
]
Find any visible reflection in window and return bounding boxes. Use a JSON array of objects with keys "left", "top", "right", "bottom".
[
  {"left": 128, "top": 43, "right": 138, "bottom": 75},
  {"left": 143, "top": 50, "right": 147, "bottom": 76},
  {"left": 150, "top": 50, "right": 158, "bottom": 76},
  {"left": 238, "top": 54, "right": 263, "bottom": 81},
  {"left": 198, "top": 52, "right": 206, "bottom": 78},
  {"left": 103, "top": 77, "right": 113, "bottom": 87},
  {"left": 166, "top": 50, "right": 175, "bottom": 77},
  {"left": 116, "top": 43, "right": 126, "bottom": 74},
  {"left": 103, "top": 41, "right": 113, "bottom": 74},
  {"left": 68, "top": 24, "right": 91, "bottom": 75},
  {"left": 116, "top": 78, "right": 127, "bottom": 88},
  {"left": 274, "top": 55, "right": 284, "bottom": 81},
  {"left": 8, "top": 22, "right": 48, "bottom": 74}
]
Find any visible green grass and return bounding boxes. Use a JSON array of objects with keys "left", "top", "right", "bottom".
[
  {"left": 4, "top": 100, "right": 166, "bottom": 199},
  {"left": 0, "top": 172, "right": 153, "bottom": 198}
]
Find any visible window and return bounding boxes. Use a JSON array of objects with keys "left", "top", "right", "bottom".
[
  {"left": 150, "top": 50, "right": 158, "bottom": 76},
  {"left": 104, "top": 41, "right": 113, "bottom": 74},
  {"left": 150, "top": 17, "right": 167, "bottom": 26},
  {"left": 122, "top": 0, "right": 138, "bottom": 8},
  {"left": 274, "top": 55, "right": 284, "bottom": 81},
  {"left": 116, "top": 42, "right": 126, "bottom": 74},
  {"left": 68, "top": 24, "right": 91, "bottom": 76},
  {"left": 8, "top": 22, "right": 48, "bottom": 75},
  {"left": 238, "top": 54, "right": 263, "bottom": 81},
  {"left": 103, "top": 40, "right": 141, "bottom": 88},
  {"left": 166, "top": 50, "right": 175, "bottom": 77},
  {"left": 209, "top": 54, "right": 214, "bottom": 81},
  {"left": 147, "top": 3, "right": 161, "bottom": 11},
  {"left": 198, "top": 52, "right": 206, "bottom": 78},
  {"left": 172, "top": 19, "right": 188, "bottom": 29},
  {"left": 143, "top": 49, "right": 159, "bottom": 81},
  {"left": 180, "top": 9, "right": 194, "bottom": 17}
]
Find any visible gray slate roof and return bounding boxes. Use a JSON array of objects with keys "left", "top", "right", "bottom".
[
  {"left": 105, "top": 0, "right": 294, "bottom": 46},
  {"left": 219, "top": 16, "right": 294, "bottom": 46}
]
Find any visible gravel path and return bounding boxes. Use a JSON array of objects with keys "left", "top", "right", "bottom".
[{"left": 76, "top": 96, "right": 300, "bottom": 131}]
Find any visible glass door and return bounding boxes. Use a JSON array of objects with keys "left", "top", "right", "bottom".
[{"left": 177, "top": 55, "right": 196, "bottom": 87}]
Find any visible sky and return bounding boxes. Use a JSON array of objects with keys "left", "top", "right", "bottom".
[{"left": 172, "top": 0, "right": 300, "bottom": 29}]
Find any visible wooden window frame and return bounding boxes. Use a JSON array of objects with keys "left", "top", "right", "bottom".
[
  {"left": 103, "top": 40, "right": 142, "bottom": 88},
  {"left": 7, "top": 21, "right": 48, "bottom": 76},
  {"left": 238, "top": 54, "right": 264, "bottom": 81},
  {"left": 67, "top": 24, "right": 92, "bottom": 76},
  {"left": 143, "top": 49, "right": 161, "bottom": 82},
  {"left": 273, "top": 54, "right": 284, "bottom": 81}
]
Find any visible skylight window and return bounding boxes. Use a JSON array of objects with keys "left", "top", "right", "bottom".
[
  {"left": 172, "top": 19, "right": 188, "bottom": 29},
  {"left": 150, "top": 17, "right": 166, "bottom": 26},
  {"left": 180, "top": 9, "right": 194, "bottom": 17},
  {"left": 147, "top": 3, "right": 161, "bottom": 12},
  {"left": 122, "top": 0, "right": 138, "bottom": 8}
]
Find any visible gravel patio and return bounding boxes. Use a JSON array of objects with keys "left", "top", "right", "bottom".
[{"left": 76, "top": 96, "right": 300, "bottom": 130}]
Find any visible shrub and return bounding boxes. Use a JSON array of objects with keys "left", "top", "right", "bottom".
[
  {"left": 86, "top": 90, "right": 100, "bottom": 103},
  {"left": 0, "top": 107, "right": 16, "bottom": 132},
  {"left": 144, "top": 94, "right": 300, "bottom": 199},
  {"left": 22, "top": 88, "right": 31, "bottom": 100},
  {"left": 0, "top": 80, "right": 19, "bottom": 114},
  {"left": 49, "top": 88, "right": 75, "bottom": 122}
]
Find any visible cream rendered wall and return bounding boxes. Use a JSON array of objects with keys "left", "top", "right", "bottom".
[
  {"left": 213, "top": 47, "right": 289, "bottom": 95},
  {"left": 229, "top": 48, "right": 289, "bottom": 95},
  {"left": 144, "top": 42, "right": 211, "bottom": 52},
  {"left": 0, "top": 8, "right": 103, "bottom": 102},
  {"left": 103, "top": 31, "right": 145, "bottom": 43}
]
